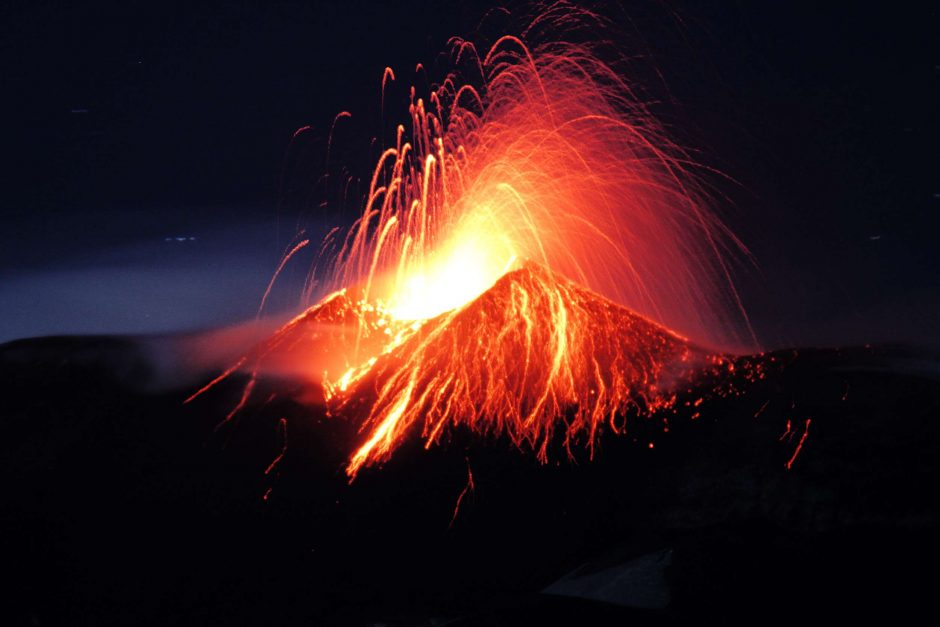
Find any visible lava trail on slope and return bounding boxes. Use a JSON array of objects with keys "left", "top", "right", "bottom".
[{"left": 200, "top": 262, "right": 757, "bottom": 477}]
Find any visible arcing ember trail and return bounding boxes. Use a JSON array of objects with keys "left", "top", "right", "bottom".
[{"left": 190, "top": 6, "right": 762, "bottom": 478}]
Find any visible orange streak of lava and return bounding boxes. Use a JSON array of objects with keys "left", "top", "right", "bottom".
[{"left": 194, "top": 6, "right": 761, "bottom": 480}]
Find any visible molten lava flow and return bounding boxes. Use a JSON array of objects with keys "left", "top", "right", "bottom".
[
  {"left": 193, "top": 6, "right": 760, "bottom": 479},
  {"left": 339, "top": 262, "right": 701, "bottom": 477}
]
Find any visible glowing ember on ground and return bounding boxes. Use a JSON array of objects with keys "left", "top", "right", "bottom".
[{"left": 192, "top": 6, "right": 762, "bottom": 478}]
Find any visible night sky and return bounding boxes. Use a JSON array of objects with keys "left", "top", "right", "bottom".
[{"left": 2, "top": 0, "right": 936, "bottom": 348}]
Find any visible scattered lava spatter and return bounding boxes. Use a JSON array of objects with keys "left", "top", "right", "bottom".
[
  {"left": 192, "top": 6, "right": 763, "bottom": 479},
  {"left": 337, "top": 263, "right": 702, "bottom": 477},
  {"left": 212, "top": 262, "right": 762, "bottom": 479},
  {"left": 316, "top": 7, "right": 754, "bottom": 348}
]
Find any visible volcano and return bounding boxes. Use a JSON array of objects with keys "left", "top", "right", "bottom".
[
  {"left": 210, "top": 11, "right": 772, "bottom": 478},
  {"left": 207, "top": 262, "right": 734, "bottom": 477}
]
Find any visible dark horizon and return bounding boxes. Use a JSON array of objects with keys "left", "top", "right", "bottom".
[{"left": 2, "top": 0, "right": 937, "bottom": 348}]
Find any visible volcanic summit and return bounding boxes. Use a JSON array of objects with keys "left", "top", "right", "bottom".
[{"left": 208, "top": 262, "right": 710, "bottom": 476}]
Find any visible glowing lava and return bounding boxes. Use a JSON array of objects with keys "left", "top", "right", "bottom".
[
  {"left": 339, "top": 262, "right": 701, "bottom": 477},
  {"left": 318, "top": 12, "right": 754, "bottom": 350},
  {"left": 192, "top": 6, "right": 759, "bottom": 479},
  {"left": 385, "top": 210, "right": 519, "bottom": 321}
]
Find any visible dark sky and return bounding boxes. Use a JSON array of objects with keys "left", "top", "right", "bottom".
[{"left": 1, "top": 0, "right": 937, "bottom": 347}]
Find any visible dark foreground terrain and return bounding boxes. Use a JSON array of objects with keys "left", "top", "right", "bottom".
[{"left": 2, "top": 335, "right": 938, "bottom": 625}]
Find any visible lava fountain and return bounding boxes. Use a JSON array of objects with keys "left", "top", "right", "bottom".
[{"left": 191, "top": 5, "right": 759, "bottom": 478}]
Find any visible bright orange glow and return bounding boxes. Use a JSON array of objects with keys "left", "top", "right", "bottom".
[
  {"left": 340, "top": 262, "right": 700, "bottom": 477},
  {"left": 386, "top": 208, "right": 520, "bottom": 320},
  {"left": 318, "top": 26, "right": 756, "bottom": 350},
  {"left": 192, "top": 5, "right": 761, "bottom": 479}
]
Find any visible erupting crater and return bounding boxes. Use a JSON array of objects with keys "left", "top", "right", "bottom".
[
  {"left": 336, "top": 262, "right": 703, "bottom": 476},
  {"left": 190, "top": 6, "right": 759, "bottom": 479},
  {"left": 201, "top": 261, "right": 714, "bottom": 478}
]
